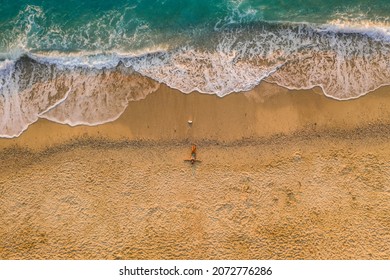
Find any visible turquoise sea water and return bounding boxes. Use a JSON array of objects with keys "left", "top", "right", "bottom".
[
  {"left": 1, "top": 0, "right": 390, "bottom": 137},
  {"left": 2, "top": 0, "right": 390, "bottom": 53}
]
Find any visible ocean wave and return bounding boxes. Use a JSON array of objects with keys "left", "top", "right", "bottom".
[
  {"left": 0, "top": 57, "right": 159, "bottom": 137},
  {"left": 1, "top": 21, "right": 390, "bottom": 137},
  {"left": 127, "top": 23, "right": 390, "bottom": 100},
  {"left": 40, "top": 65, "right": 159, "bottom": 127}
]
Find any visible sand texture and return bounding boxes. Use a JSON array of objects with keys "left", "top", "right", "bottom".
[{"left": 1, "top": 83, "right": 390, "bottom": 259}]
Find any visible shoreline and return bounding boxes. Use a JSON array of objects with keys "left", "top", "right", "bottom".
[{"left": 1, "top": 82, "right": 390, "bottom": 150}]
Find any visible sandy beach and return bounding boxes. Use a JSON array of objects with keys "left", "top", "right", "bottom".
[{"left": 1, "top": 83, "right": 390, "bottom": 259}]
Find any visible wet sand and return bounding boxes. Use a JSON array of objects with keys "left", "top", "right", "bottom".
[{"left": 1, "top": 83, "right": 390, "bottom": 259}]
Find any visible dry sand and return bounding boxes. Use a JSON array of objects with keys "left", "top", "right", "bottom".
[{"left": 1, "top": 83, "right": 390, "bottom": 259}]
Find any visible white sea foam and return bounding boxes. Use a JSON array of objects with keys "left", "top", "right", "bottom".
[
  {"left": 29, "top": 52, "right": 122, "bottom": 70},
  {"left": 318, "top": 19, "right": 390, "bottom": 43},
  {"left": 0, "top": 58, "right": 159, "bottom": 137},
  {"left": 127, "top": 25, "right": 390, "bottom": 100},
  {"left": 27, "top": 45, "right": 170, "bottom": 70},
  {"left": 0, "top": 59, "right": 71, "bottom": 138},
  {"left": 214, "top": 0, "right": 260, "bottom": 31},
  {"left": 40, "top": 67, "right": 159, "bottom": 126}
]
